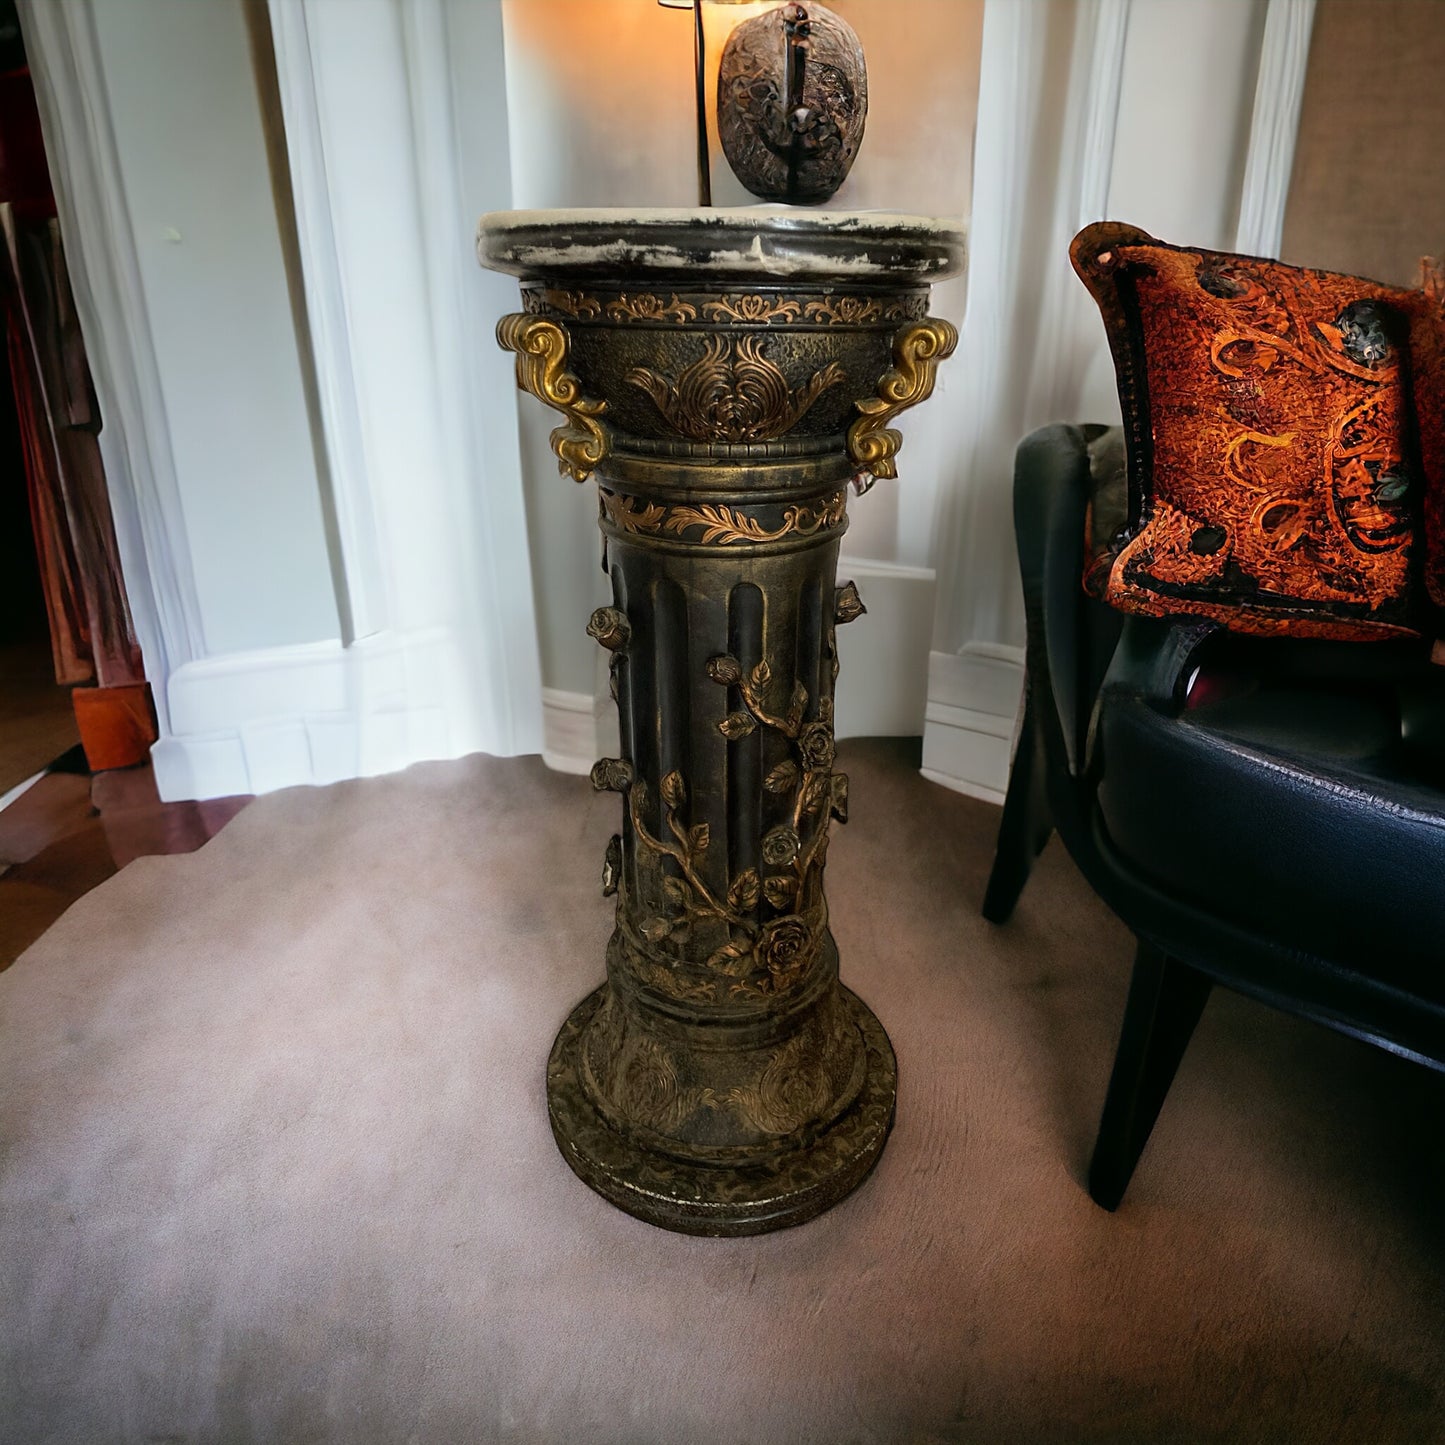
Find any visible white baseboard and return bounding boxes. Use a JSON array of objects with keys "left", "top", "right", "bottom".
[
  {"left": 541, "top": 686, "right": 617, "bottom": 776},
  {"left": 920, "top": 642, "right": 1026, "bottom": 805},
  {"left": 537, "top": 557, "right": 939, "bottom": 776},
  {"left": 833, "top": 558, "right": 936, "bottom": 739},
  {"left": 148, "top": 584, "right": 1010, "bottom": 805},
  {"left": 150, "top": 627, "right": 495, "bottom": 801}
]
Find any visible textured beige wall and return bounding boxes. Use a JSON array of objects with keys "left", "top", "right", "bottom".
[{"left": 1281, "top": 0, "right": 1445, "bottom": 286}]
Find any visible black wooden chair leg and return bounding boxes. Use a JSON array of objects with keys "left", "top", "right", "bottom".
[
  {"left": 982, "top": 694, "right": 1054, "bottom": 923},
  {"left": 1087, "top": 940, "right": 1213, "bottom": 1210}
]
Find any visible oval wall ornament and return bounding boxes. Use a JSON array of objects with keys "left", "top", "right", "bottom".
[{"left": 717, "top": 3, "right": 868, "bottom": 206}]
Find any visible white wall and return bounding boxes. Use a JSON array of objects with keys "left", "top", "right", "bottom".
[
  {"left": 26, "top": 0, "right": 544, "bottom": 799},
  {"left": 89, "top": 0, "right": 339, "bottom": 657}
]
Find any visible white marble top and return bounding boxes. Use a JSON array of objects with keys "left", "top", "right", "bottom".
[{"left": 477, "top": 207, "right": 967, "bottom": 286}]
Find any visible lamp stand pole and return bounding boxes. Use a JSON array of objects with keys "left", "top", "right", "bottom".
[{"left": 693, "top": 1, "right": 711, "bottom": 206}]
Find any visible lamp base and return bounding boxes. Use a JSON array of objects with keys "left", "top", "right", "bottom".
[{"left": 546, "top": 984, "right": 897, "bottom": 1236}]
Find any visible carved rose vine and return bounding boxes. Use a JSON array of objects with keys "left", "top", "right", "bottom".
[{"left": 589, "top": 583, "right": 867, "bottom": 1005}]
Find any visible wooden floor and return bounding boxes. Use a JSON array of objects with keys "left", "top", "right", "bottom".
[
  {"left": 0, "top": 636, "right": 80, "bottom": 796},
  {"left": 0, "top": 756, "right": 251, "bottom": 969}
]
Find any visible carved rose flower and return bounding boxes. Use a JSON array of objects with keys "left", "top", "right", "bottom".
[
  {"left": 834, "top": 580, "right": 867, "bottom": 625},
  {"left": 761, "top": 825, "right": 800, "bottom": 867},
  {"left": 586, "top": 606, "right": 631, "bottom": 651},
  {"left": 590, "top": 757, "right": 634, "bottom": 793},
  {"left": 798, "top": 722, "right": 835, "bottom": 771},
  {"left": 706, "top": 654, "right": 744, "bottom": 686},
  {"left": 756, "top": 915, "right": 813, "bottom": 987}
]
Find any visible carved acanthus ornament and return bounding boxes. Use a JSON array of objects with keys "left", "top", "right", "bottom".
[
  {"left": 701, "top": 295, "right": 803, "bottom": 324},
  {"left": 523, "top": 289, "right": 602, "bottom": 320},
  {"left": 495, "top": 313, "right": 609, "bottom": 482},
  {"left": 847, "top": 317, "right": 959, "bottom": 487},
  {"left": 627, "top": 336, "right": 845, "bottom": 443},
  {"left": 605, "top": 293, "right": 699, "bottom": 324}
]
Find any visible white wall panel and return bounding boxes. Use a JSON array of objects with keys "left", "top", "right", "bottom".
[{"left": 88, "top": 0, "right": 339, "bottom": 657}]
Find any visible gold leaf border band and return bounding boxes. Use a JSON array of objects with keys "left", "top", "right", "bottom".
[
  {"left": 601, "top": 490, "right": 847, "bottom": 547},
  {"left": 524, "top": 288, "right": 929, "bottom": 327}
]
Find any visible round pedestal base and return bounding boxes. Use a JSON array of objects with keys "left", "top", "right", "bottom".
[{"left": 546, "top": 985, "right": 897, "bottom": 1236}]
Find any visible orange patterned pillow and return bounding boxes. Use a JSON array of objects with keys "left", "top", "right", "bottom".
[{"left": 1072, "top": 223, "right": 1423, "bottom": 640}]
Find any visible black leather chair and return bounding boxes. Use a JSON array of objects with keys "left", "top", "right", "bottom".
[{"left": 985, "top": 423, "right": 1445, "bottom": 1209}]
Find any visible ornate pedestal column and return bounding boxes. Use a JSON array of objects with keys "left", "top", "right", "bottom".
[{"left": 479, "top": 210, "right": 964, "bottom": 1235}]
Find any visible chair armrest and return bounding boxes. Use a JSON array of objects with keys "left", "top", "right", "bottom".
[
  {"left": 1098, "top": 615, "right": 1215, "bottom": 715},
  {"left": 1013, "top": 423, "right": 1125, "bottom": 774}
]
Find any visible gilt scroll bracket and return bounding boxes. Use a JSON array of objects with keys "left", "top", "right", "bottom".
[
  {"left": 496, "top": 312, "right": 609, "bottom": 482},
  {"left": 846, "top": 317, "right": 959, "bottom": 490}
]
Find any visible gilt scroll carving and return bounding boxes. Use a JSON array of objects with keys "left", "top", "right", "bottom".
[
  {"left": 847, "top": 318, "right": 959, "bottom": 489},
  {"left": 496, "top": 312, "right": 609, "bottom": 482}
]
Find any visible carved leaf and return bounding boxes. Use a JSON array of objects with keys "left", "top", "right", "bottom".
[
  {"left": 764, "top": 760, "right": 799, "bottom": 794},
  {"left": 763, "top": 875, "right": 797, "bottom": 910},
  {"left": 829, "top": 772, "right": 850, "bottom": 823},
  {"left": 627, "top": 335, "right": 843, "bottom": 443},
  {"left": 800, "top": 774, "right": 830, "bottom": 817},
  {"left": 662, "top": 876, "right": 690, "bottom": 906},
  {"left": 625, "top": 364, "right": 673, "bottom": 418},
  {"left": 719, "top": 711, "right": 758, "bottom": 740},
  {"left": 707, "top": 654, "right": 744, "bottom": 686},
  {"left": 602, "top": 835, "right": 622, "bottom": 897},
  {"left": 786, "top": 680, "right": 808, "bottom": 732},
  {"left": 706, "top": 941, "right": 753, "bottom": 976},
  {"left": 603, "top": 494, "right": 668, "bottom": 534},
  {"left": 751, "top": 659, "right": 772, "bottom": 689},
  {"left": 662, "top": 504, "right": 773, "bottom": 546},
  {"left": 689, "top": 822, "right": 711, "bottom": 853},
  {"left": 727, "top": 868, "right": 760, "bottom": 912},
  {"left": 661, "top": 770, "right": 687, "bottom": 810},
  {"left": 641, "top": 917, "right": 672, "bottom": 943},
  {"left": 834, "top": 580, "right": 867, "bottom": 625}
]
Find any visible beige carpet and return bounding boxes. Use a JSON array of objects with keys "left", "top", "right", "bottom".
[{"left": 2, "top": 740, "right": 1442, "bottom": 1444}]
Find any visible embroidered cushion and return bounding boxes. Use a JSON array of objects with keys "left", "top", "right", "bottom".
[{"left": 1071, "top": 222, "right": 1423, "bottom": 640}]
